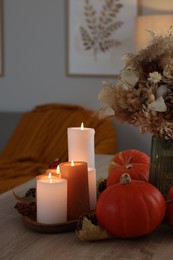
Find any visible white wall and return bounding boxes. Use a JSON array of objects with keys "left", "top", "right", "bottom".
[
  {"left": 0, "top": 0, "right": 103, "bottom": 112},
  {"left": 1, "top": 0, "right": 170, "bottom": 155}
]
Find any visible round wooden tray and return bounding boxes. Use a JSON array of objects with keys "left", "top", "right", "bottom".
[{"left": 22, "top": 216, "right": 78, "bottom": 233}]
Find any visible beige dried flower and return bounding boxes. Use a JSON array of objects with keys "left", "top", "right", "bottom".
[{"left": 148, "top": 71, "right": 162, "bottom": 84}]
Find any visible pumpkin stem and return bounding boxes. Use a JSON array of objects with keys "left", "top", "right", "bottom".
[{"left": 120, "top": 173, "right": 131, "bottom": 184}]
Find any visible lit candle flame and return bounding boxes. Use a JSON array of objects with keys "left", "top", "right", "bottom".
[
  {"left": 71, "top": 160, "right": 74, "bottom": 166},
  {"left": 56, "top": 165, "right": 61, "bottom": 178},
  {"left": 48, "top": 172, "right": 52, "bottom": 183},
  {"left": 81, "top": 122, "right": 84, "bottom": 130},
  {"left": 57, "top": 165, "right": 60, "bottom": 174}
]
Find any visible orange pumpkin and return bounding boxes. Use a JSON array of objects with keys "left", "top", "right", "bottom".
[
  {"left": 96, "top": 173, "right": 166, "bottom": 238},
  {"left": 107, "top": 149, "right": 150, "bottom": 187},
  {"left": 165, "top": 186, "right": 173, "bottom": 229}
]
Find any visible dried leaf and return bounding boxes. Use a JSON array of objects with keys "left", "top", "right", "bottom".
[
  {"left": 156, "top": 85, "right": 168, "bottom": 98},
  {"left": 98, "top": 84, "right": 115, "bottom": 104},
  {"left": 148, "top": 96, "right": 167, "bottom": 112},
  {"left": 121, "top": 69, "right": 139, "bottom": 86},
  {"left": 76, "top": 216, "right": 110, "bottom": 241},
  {"left": 98, "top": 107, "right": 115, "bottom": 119}
]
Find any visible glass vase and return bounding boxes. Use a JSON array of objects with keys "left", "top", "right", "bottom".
[{"left": 149, "top": 135, "right": 173, "bottom": 199}]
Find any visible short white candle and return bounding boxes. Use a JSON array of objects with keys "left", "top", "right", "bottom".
[
  {"left": 88, "top": 168, "right": 97, "bottom": 211},
  {"left": 68, "top": 123, "right": 95, "bottom": 168},
  {"left": 37, "top": 173, "right": 67, "bottom": 224}
]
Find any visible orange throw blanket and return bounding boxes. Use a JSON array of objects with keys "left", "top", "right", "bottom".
[{"left": 0, "top": 104, "right": 117, "bottom": 194}]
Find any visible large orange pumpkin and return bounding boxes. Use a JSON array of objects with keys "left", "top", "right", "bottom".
[
  {"left": 96, "top": 173, "right": 166, "bottom": 238},
  {"left": 165, "top": 186, "right": 173, "bottom": 229},
  {"left": 107, "top": 149, "right": 150, "bottom": 187}
]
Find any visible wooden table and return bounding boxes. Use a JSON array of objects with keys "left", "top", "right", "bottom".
[{"left": 0, "top": 154, "right": 173, "bottom": 260}]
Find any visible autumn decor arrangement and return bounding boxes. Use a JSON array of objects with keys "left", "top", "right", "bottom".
[
  {"left": 13, "top": 27, "right": 173, "bottom": 242},
  {"left": 14, "top": 149, "right": 173, "bottom": 241},
  {"left": 98, "top": 27, "right": 173, "bottom": 198}
]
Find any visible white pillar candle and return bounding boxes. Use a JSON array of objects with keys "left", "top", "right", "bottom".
[
  {"left": 37, "top": 174, "right": 67, "bottom": 224},
  {"left": 88, "top": 168, "right": 97, "bottom": 211},
  {"left": 68, "top": 124, "right": 95, "bottom": 168}
]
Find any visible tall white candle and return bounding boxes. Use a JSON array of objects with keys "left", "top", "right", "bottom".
[
  {"left": 88, "top": 168, "right": 97, "bottom": 211},
  {"left": 37, "top": 174, "right": 67, "bottom": 224},
  {"left": 68, "top": 124, "right": 95, "bottom": 168}
]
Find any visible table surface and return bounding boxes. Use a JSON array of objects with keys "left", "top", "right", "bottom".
[{"left": 1, "top": 154, "right": 173, "bottom": 260}]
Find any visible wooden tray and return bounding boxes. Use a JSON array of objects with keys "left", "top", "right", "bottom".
[{"left": 22, "top": 216, "right": 78, "bottom": 233}]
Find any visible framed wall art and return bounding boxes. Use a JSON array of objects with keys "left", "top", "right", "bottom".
[{"left": 67, "top": 0, "right": 138, "bottom": 77}]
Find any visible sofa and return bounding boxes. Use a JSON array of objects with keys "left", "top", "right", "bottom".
[{"left": 0, "top": 103, "right": 117, "bottom": 194}]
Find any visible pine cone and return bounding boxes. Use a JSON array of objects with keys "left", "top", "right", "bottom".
[
  {"left": 25, "top": 188, "right": 36, "bottom": 198},
  {"left": 14, "top": 202, "right": 36, "bottom": 220},
  {"left": 14, "top": 188, "right": 37, "bottom": 220}
]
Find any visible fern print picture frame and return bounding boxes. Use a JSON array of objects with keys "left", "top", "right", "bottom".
[{"left": 67, "top": 0, "right": 138, "bottom": 77}]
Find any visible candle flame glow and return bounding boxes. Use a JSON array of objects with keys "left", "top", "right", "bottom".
[
  {"left": 57, "top": 165, "right": 60, "bottom": 174},
  {"left": 48, "top": 172, "right": 52, "bottom": 183},
  {"left": 56, "top": 165, "right": 61, "bottom": 178},
  {"left": 71, "top": 160, "right": 74, "bottom": 166},
  {"left": 81, "top": 122, "right": 84, "bottom": 130}
]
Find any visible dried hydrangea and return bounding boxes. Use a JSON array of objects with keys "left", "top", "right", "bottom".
[{"left": 98, "top": 27, "right": 173, "bottom": 138}]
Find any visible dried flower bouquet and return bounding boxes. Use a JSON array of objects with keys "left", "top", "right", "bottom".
[{"left": 98, "top": 27, "right": 173, "bottom": 138}]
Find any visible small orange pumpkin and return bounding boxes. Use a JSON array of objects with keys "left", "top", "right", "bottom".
[
  {"left": 107, "top": 149, "right": 150, "bottom": 187},
  {"left": 96, "top": 173, "right": 166, "bottom": 238}
]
